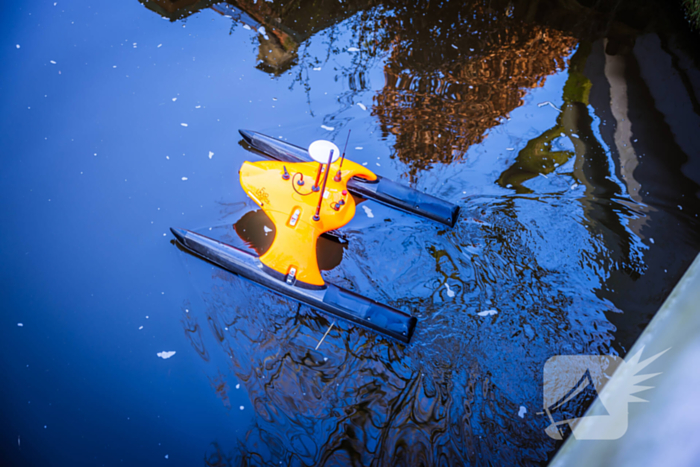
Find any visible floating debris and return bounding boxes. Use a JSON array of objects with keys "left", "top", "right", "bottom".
[
  {"left": 17, "top": 323, "right": 24, "bottom": 327},
  {"left": 157, "top": 351, "right": 176, "bottom": 359},
  {"left": 444, "top": 283, "right": 455, "bottom": 298},
  {"left": 537, "top": 101, "right": 561, "bottom": 112},
  {"left": 321, "top": 125, "right": 334, "bottom": 131},
  {"left": 362, "top": 205, "right": 374, "bottom": 218},
  {"left": 208, "top": 151, "right": 214, "bottom": 159},
  {"left": 357, "top": 103, "right": 367, "bottom": 111},
  {"left": 347, "top": 47, "right": 360, "bottom": 52},
  {"left": 181, "top": 177, "right": 188, "bottom": 181},
  {"left": 312, "top": 67, "right": 322, "bottom": 71},
  {"left": 477, "top": 309, "right": 498, "bottom": 317},
  {"left": 518, "top": 406, "right": 527, "bottom": 418}
]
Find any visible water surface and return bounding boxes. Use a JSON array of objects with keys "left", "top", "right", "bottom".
[{"left": 2, "top": 0, "right": 700, "bottom": 465}]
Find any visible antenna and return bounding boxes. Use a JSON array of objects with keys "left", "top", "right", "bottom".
[
  {"left": 313, "top": 149, "right": 334, "bottom": 221},
  {"left": 334, "top": 130, "right": 351, "bottom": 182}
]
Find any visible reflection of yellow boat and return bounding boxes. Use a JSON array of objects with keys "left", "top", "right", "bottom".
[{"left": 172, "top": 132, "right": 462, "bottom": 343}]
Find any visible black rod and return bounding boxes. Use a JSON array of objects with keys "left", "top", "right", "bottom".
[{"left": 313, "top": 149, "right": 334, "bottom": 221}]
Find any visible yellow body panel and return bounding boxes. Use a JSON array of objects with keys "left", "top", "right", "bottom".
[{"left": 239, "top": 158, "right": 376, "bottom": 286}]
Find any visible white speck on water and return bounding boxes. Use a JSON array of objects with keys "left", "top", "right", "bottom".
[
  {"left": 537, "top": 101, "right": 561, "bottom": 112},
  {"left": 239, "top": 406, "right": 244, "bottom": 410},
  {"left": 444, "top": 283, "right": 455, "bottom": 298},
  {"left": 17, "top": 323, "right": 24, "bottom": 327},
  {"left": 112, "top": 65, "right": 117, "bottom": 68},
  {"left": 146, "top": 316, "right": 149, "bottom": 319},
  {"left": 172, "top": 98, "right": 177, "bottom": 102},
  {"left": 518, "top": 406, "right": 527, "bottom": 418},
  {"left": 243, "top": 24, "right": 251, "bottom": 30},
  {"left": 258, "top": 26, "right": 268, "bottom": 39},
  {"left": 180, "top": 123, "right": 188, "bottom": 127},
  {"left": 362, "top": 162, "right": 367, "bottom": 166},
  {"left": 650, "top": 238, "right": 655, "bottom": 244},
  {"left": 477, "top": 309, "right": 498, "bottom": 317},
  {"left": 165, "top": 455, "right": 169, "bottom": 459},
  {"left": 321, "top": 125, "right": 334, "bottom": 131},
  {"left": 195, "top": 105, "right": 201, "bottom": 108},
  {"left": 157, "top": 44, "right": 162, "bottom": 48},
  {"left": 138, "top": 326, "right": 143, "bottom": 330},
  {"left": 355, "top": 147, "right": 363, "bottom": 150},
  {"left": 376, "top": 163, "right": 381, "bottom": 166},
  {"left": 451, "top": 44, "right": 458, "bottom": 49},
  {"left": 263, "top": 226, "right": 272, "bottom": 234},
  {"left": 94, "top": 153, "right": 97, "bottom": 156},
  {"left": 357, "top": 103, "right": 367, "bottom": 111},
  {"left": 50, "top": 60, "right": 56, "bottom": 64},
  {"left": 16, "top": 44, "right": 20, "bottom": 49},
  {"left": 44, "top": 426, "right": 47, "bottom": 429},
  {"left": 157, "top": 351, "right": 176, "bottom": 359},
  {"left": 166, "top": 156, "right": 170, "bottom": 160},
  {"left": 362, "top": 205, "right": 374, "bottom": 218},
  {"left": 208, "top": 151, "right": 214, "bottom": 159},
  {"left": 235, "top": 384, "right": 240, "bottom": 389},
  {"left": 571, "top": 183, "right": 578, "bottom": 190},
  {"left": 324, "top": 357, "right": 328, "bottom": 361},
  {"left": 347, "top": 47, "right": 360, "bottom": 52},
  {"left": 313, "top": 67, "right": 322, "bottom": 71},
  {"left": 506, "top": 147, "right": 515, "bottom": 151}
]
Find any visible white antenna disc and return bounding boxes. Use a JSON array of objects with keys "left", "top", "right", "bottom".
[{"left": 308, "top": 140, "right": 340, "bottom": 164}]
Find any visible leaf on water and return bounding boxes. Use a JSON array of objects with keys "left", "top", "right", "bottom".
[{"left": 157, "top": 351, "right": 176, "bottom": 359}]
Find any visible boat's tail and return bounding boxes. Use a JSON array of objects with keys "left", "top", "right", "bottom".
[
  {"left": 171, "top": 227, "right": 417, "bottom": 343},
  {"left": 239, "top": 130, "right": 460, "bottom": 227}
]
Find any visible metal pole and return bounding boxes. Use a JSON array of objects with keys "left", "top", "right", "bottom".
[
  {"left": 334, "top": 130, "right": 351, "bottom": 182},
  {"left": 313, "top": 149, "right": 334, "bottom": 221}
]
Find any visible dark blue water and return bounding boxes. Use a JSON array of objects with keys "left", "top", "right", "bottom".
[{"left": 2, "top": 1, "right": 700, "bottom": 465}]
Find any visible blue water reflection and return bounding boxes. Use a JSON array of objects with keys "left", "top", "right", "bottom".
[{"left": 2, "top": 0, "right": 699, "bottom": 465}]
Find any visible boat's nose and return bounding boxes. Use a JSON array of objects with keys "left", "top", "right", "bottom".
[
  {"left": 239, "top": 129, "right": 255, "bottom": 144},
  {"left": 170, "top": 227, "right": 187, "bottom": 244}
]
